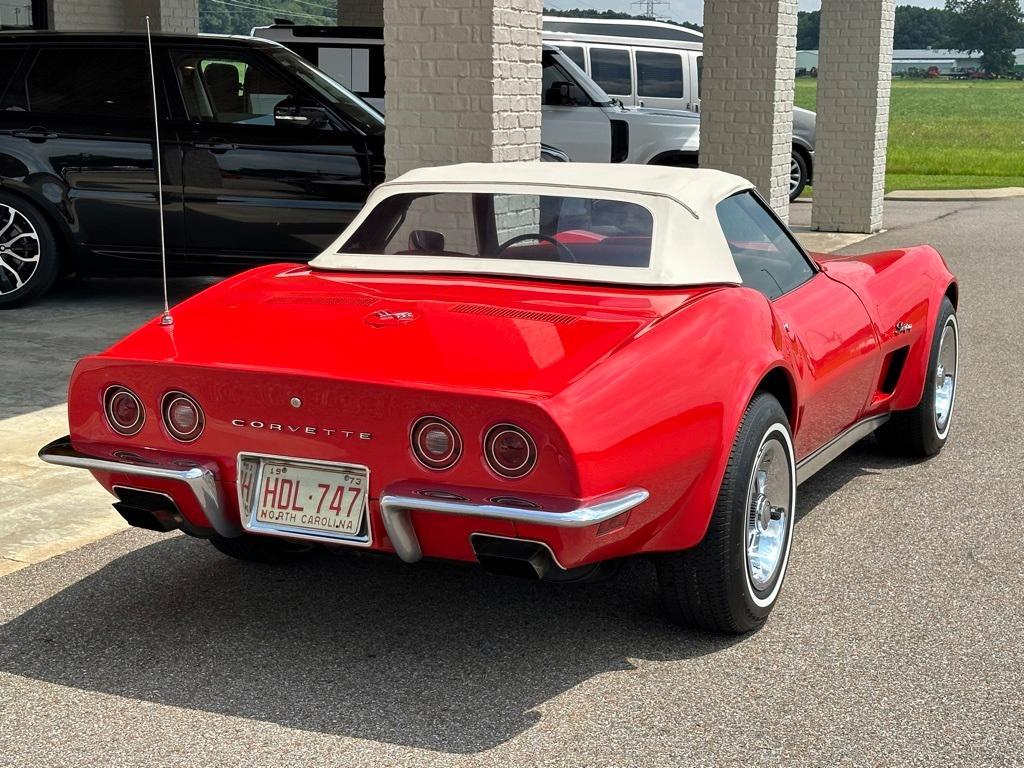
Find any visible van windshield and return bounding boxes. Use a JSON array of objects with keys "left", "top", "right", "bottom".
[{"left": 267, "top": 47, "right": 384, "bottom": 135}]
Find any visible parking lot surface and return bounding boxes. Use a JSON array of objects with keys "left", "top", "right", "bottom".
[{"left": 1, "top": 200, "right": 1022, "bottom": 766}]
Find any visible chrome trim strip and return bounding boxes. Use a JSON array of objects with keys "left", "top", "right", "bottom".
[
  {"left": 38, "top": 435, "right": 238, "bottom": 537},
  {"left": 796, "top": 414, "right": 890, "bottom": 485},
  {"left": 380, "top": 487, "right": 650, "bottom": 563}
]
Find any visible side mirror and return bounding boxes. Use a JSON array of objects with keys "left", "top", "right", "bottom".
[
  {"left": 274, "top": 102, "right": 330, "bottom": 129},
  {"left": 544, "top": 81, "right": 579, "bottom": 107}
]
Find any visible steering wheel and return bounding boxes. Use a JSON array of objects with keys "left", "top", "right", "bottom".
[{"left": 495, "top": 233, "right": 577, "bottom": 263}]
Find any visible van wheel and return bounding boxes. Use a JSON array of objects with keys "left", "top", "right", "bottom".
[
  {"left": 656, "top": 393, "right": 796, "bottom": 634},
  {"left": 0, "top": 193, "right": 59, "bottom": 309},
  {"left": 789, "top": 150, "right": 809, "bottom": 201}
]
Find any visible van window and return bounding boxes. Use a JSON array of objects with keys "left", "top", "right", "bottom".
[
  {"left": 636, "top": 51, "right": 683, "bottom": 99},
  {"left": 557, "top": 45, "right": 586, "bottom": 71},
  {"left": 19, "top": 47, "right": 150, "bottom": 119},
  {"left": 696, "top": 55, "right": 703, "bottom": 99},
  {"left": 589, "top": 47, "right": 631, "bottom": 96}
]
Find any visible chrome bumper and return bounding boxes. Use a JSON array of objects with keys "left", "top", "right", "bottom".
[
  {"left": 380, "top": 489, "right": 649, "bottom": 563},
  {"left": 39, "top": 436, "right": 648, "bottom": 562},
  {"left": 38, "top": 436, "right": 240, "bottom": 538}
]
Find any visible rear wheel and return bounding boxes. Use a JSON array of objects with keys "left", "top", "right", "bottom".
[
  {"left": 876, "top": 297, "right": 958, "bottom": 457},
  {"left": 210, "top": 534, "right": 316, "bottom": 564},
  {"left": 0, "top": 192, "right": 59, "bottom": 309},
  {"left": 656, "top": 393, "right": 796, "bottom": 634}
]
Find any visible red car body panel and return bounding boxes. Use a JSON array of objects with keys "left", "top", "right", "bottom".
[{"left": 63, "top": 245, "right": 956, "bottom": 568}]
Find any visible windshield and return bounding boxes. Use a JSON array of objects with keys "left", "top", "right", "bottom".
[
  {"left": 339, "top": 192, "right": 653, "bottom": 268},
  {"left": 266, "top": 47, "right": 384, "bottom": 135}
]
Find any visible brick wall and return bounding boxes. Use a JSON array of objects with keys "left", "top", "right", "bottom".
[
  {"left": 382, "top": 0, "right": 542, "bottom": 179},
  {"left": 698, "top": 0, "right": 797, "bottom": 221},
  {"left": 812, "top": 1, "right": 895, "bottom": 234},
  {"left": 49, "top": 0, "right": 123, "bottom": 30},
  {"left": 337, "top": 0, "right": 381, "bottom": 26},
  {"left": 50, "top": 0, "right": 197, "bottom": 32}
]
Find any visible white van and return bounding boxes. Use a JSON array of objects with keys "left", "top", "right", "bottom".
[{"left": 541, "top": 16, "right": 704, "bottom": 113}]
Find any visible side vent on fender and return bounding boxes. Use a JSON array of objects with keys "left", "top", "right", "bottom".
[
  {"left": 879, "top": 346, "right": 910, "bottom": 395},
  {"left": 263, "top": 295, "right": 379, "bottom": 307},
  {"left": 610, "top": 119, "right": 629, "bottom": 163},
  {"left": 450, "top": 304, "right": 579, "bottom": 325}
]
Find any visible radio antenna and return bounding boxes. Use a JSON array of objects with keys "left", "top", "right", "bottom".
[{"left": 145, "top": 16, "right": 172, "bottom": 327}]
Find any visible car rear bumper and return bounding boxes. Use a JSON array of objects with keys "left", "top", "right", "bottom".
[{"left": 39, "top": 436, "right": 649, "bottom": 567}]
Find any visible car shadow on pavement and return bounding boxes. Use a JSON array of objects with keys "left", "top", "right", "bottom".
[
  {"left": 0, "top": 533, "right": 739, "bottom": 753},
  {"left": 0, "top": 436, "right": 917, "bottom": 754}
]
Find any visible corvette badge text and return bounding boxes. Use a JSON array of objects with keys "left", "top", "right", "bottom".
[{"left": 231, "top": 420, "right": 372, "bottom": 440}]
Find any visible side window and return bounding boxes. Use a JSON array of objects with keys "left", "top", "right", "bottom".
[
  {"left": 541, "top": 51, "right": 587, "bottom": 106},
  {"left": 636, "top": 51, "right": 683, "bottom": 99},
  {"left": 589, "top": 47, "right": 631, "bottom": 96},
  {"left": 317, "top": 46, "right": 371, "bottom": 95},
  {"left": 0, "top": 48, "right": 26, "bottom": 105},
  {"left": 696, "top": 55, "right": 703, "bottom": 100},
  {"left": 17, "top": 47, "right": 150, "bottom": 119},
  {"left": 716, "top": 192, "right": 815, "bottom": 300},
  {"left": 173, "top": 51, "right": 303, "bottom": 126},
  {"left": 558, "top": 45, "right": 586, "bottom": 71}
]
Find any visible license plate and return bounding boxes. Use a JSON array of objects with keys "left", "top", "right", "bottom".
[{"left": 238, "top": 453, "right": 370, "bottom": 544}]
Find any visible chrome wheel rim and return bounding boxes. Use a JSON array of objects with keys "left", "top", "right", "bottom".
[
  {"left": 0, "top": 204, "right": 40, "bottom": 296},
  {"left": 745, "top": 437, "right": 791, "bottom": 591},
  {"left": 790, "top": 156, "right": 801, "bottom": 195},
  {"left": 934, "top": 317, "right": 958, "bottom": 435}
]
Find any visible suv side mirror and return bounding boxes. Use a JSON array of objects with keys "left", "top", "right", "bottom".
[
  {"left": 274, "top": 102, "right": 330, "bottom": 129},
  {"left": 544, "top": 81, "right": 579, "bottom": 107}
]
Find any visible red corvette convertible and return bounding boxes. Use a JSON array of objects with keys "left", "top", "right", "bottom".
[{"left": 40, "top": 163, "right": 959, "bottom": 633}]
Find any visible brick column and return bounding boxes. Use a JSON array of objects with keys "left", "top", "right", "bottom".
[
  {"left": 337, "top": 0, "right": 382, "bottom": 26},
  {"left": 123, "top": 0, "right": 197, "bottom": 33},
  {"left": 383, "top": 0, "right": 542, "bottom": 179},
  {"left": 48, "top": 0, "right": 124, "bottom": 29},
  {"left": 699, "top": 0, "right": 797, "bottom": 221},
  {"left": 812, "top": 2, "right": 895, "bottom": 234}
]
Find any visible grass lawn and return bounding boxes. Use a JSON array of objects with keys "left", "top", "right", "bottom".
[{"left": 795, "top": 78, "right": 1024, "bottom": 192}]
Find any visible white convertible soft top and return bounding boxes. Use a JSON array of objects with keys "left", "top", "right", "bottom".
[{"left": 310, "top": 162, "right": 753, "bottom": 286}]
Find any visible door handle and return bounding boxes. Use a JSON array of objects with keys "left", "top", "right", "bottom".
[
  {"left": 13, "top": 127, "right": 58, "bottom": 141},
  {"left": 192, "top": 138, "right": 237, "bottom": 153}
]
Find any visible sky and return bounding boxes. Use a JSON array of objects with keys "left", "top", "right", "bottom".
[{"left": 542, "top": 1, "right": 948, "bottom": 25}]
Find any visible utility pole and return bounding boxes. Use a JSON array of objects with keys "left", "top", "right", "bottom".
[{"left": 630, "top": 0, "right": 669, "bottom": 19}]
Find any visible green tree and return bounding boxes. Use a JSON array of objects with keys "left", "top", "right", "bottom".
[
  {"left": 893, "top": 6, "right": 948, "bottom": 48},
  {"left": 944, "top": 0, "right": 1024, "bottom": 74},
  {"left": 198, "top": 0, "right": 335, "bottom": 35},
  {"left": 796, "top": 10, "right": 819, "bottom": 50}
]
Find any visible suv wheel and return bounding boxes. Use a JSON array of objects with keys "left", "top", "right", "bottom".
[
  {"left": 0, "top": 193, "right": 59, "bottom": 309},
  {"left": 789, "top": 150, "right": 809, "bottom": 201}
]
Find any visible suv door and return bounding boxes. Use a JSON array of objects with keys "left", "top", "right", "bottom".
[
  {"left": 169, "top": 45, "right": 379, "bottom": 265},
  {"left": 0, "top": 43, "right": 185, "bottom": 267},
  {"left": 540, "top": 48, "right": 612, "bottom": 163}
]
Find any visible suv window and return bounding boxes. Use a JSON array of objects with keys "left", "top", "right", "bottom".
[
  {"left": 0, "top": 48, "right": 26, "bottom": 103},
  {"left": 636, "top": 51, "right": 683, "bottom": 99},
  {"left": 590, "top": 47, "right": 631, "bottom": 96},
  {"left": 15, "top": 47, "right": 150, "bottom": 119},
  {"left": 174, "top": 51, "right": 302, "bottom": 126},
  {"left": 716, "top": 192, "right": 815, "bottom": 299}
]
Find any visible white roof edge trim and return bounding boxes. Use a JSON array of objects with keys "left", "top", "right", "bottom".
[{"left": 310, "top": 163, "right": 751, "bottom": 288}]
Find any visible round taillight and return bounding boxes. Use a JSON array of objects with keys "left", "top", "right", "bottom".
[
  {"left": 162, "top": 391, "right": 204, "bottom": 443},
  {"left": 410, "top": 416, "right": 462, "bottom": 471},
  {"left": 104, "top": 386, "right": 145, "bottom": 436},
  {"left": 484, "top": 424, "right": 537, "bottom": 479}
]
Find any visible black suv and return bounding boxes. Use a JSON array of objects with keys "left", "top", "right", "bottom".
[{"left": 0, "top": 32, "right": 385, "bottom": 308}]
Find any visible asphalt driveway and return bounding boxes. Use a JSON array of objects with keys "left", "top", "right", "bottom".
[{"left": 0, "top": 199, "right": 1021, "bottom": 766}]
